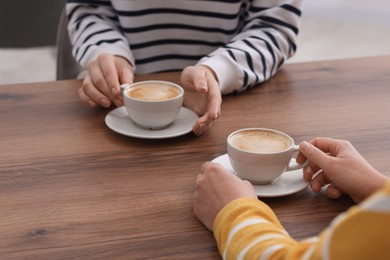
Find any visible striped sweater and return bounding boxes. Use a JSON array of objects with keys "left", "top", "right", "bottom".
[
  {"left": 66, "top": 0, "right": 302, "bottom": 94},
  {"left": 214, "top": 180, "right": 390, "bottom": 259}
]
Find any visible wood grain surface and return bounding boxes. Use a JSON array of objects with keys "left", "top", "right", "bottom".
[{"left": 1, "top": 56, "right": 390, "bottom": 259}]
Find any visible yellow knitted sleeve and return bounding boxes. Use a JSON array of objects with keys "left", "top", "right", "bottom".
[{"left": 213, "top": 181, "right": 390, "bottom": 260}]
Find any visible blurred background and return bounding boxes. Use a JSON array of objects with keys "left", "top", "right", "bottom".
[{"left": 0, "top": 0, "right": 389, "bottom": 84}]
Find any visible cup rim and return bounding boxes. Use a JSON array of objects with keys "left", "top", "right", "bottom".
[
  {"left": 121, "top": 80, "right": 184, "bottom": 102},
  {"left": 227, "top": 127, "right": 295, "bottom": 154}
]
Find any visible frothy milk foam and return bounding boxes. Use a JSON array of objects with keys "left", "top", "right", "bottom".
[
  {"left": 127, "top": 83, "right": 180, "bottom": 101},
  {"left": 230, "top": 130, "right": 291, "bottom": 153}
]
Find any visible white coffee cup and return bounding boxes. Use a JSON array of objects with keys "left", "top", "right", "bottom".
[
  {"left": 227, "top": 128, "right": 308, "bottom": 184},
  {"left": 122, "top": 80, "right": 184, "bottom": 129}
]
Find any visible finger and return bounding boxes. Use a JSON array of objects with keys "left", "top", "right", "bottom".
[
  {"left": 98, "top": 55, "right": 121, "bottom": 98},
  {"left": 115, "top": 59, "right": 134, "bottom": 107},
  {"left": 195, "top": 77, "right": 208, "bottom": 93},
  {"left": 113, "top": 56, "right": 134, "bottom": 99},
  {"left": 195, "top": 173, "right": 204, "bottom": 185},
  {"left": 299, "top": 141, "right": 333, "bottom": 172},
  {"left": 78, "top": 87, "right": 97, "bottom": 108},
  {"left": 97, "top": 55, "right": 126, "bottom": 108},
  {"left": 192, "top": 114, "right": 215, "bottom": 136},
  {"left": 205, "top": 71, "right": 222, "bottom": 120},
  {"left": 325, "top": 184, "right": 343, "bottom": 199},
  {"left": 88, "top": 62, "right": 113, "bottom": 102},
  {"left": 243, "top": 180, "right": 254, "bottom": 190},
  {"left": 192, "top": 120, "right": 204, "bottom": 136},
  {"left": 78, "top": 74, "right": 96, "bottom": 107},
  {"left": 303, "top": 163, "right": 323, "bottom": 183},
  {"left": 311, "top": 171, "right": 330, "bottom": 193},
  {"left": 192, "top": 71, "right": 221, "bottom": 135},
  {"left": 296, "top": 147, "right": 307, "bottom": 164},
  {"left": 81, "top": 74, "right": 111, "bottom": 108},
  {"left": 306, "top": 163, "right": 322, "bottom": 179},
  {"left": 302, "top": 165, "right": 314, "bottom": 182},
  {"left": 200, "top": 162, "right": 213, "bottom": 173},
  {"left": 201, "top": 118, "right": 216, "bottom": 134},
  {"left": 308, "top": 137, "right": 345, "bottom": 155},
  {"left": 117, "top": 59, "right": 134, "bottom": 85}
]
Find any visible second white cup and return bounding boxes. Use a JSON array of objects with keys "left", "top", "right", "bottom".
[{"left": 227, "top": 128, "right": 308, "bottom": 184}]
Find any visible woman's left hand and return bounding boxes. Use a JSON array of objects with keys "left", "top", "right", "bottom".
[{"left": 181, "top": 65, "right": 222, "bottom": 136}]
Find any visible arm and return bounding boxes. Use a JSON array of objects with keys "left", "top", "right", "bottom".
[
  {"left": 198, "top": 0, "right": 302, "bottom": 94},
  {"left": 194, "top": 138, "right": 389, "bottom": 259},
  {"left": 66, "top": 0, "right": 134, "bottom": 108},
  {"left": 66, "top": 0, "right": 133, "bottom": 69},
  {"left": 215, "top": 183, "right": 390, "bottom": 259},
  {"left": 181, "top": 0, "right": 302, "bottom": 134}
]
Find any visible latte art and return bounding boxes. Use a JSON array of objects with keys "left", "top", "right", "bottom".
[
  {"left": 127, "top": 83, "right": 180, "bottom": 101},
  {"left": 230, "top": 130, "right": 291, "bottom": 153}
]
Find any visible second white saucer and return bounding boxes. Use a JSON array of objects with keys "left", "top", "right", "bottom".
[
  {"left": 212, "top": 154, "right": 309, "bottom": 197},
  {"left": 105, "top": 106, "right": 198, "bottom": 139}
]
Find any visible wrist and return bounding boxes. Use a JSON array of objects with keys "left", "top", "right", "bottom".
[
  {"left": 369, "top": 173, "right": 388, "bottom": 195},
  {"left": 354, "top": 171, "right": 388, "bottom": 203}
]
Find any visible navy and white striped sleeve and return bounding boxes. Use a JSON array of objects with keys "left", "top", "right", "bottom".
[
  {"left": 66, "top": 0, "right": 134, "bottom": 68},
  {"left": 198, "top": 0, "right": 302, "bottom": 94}
]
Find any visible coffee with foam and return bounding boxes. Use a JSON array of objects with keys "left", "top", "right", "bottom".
[
  {"left": 229, "top": 129, "right": 292, "bottom": 153},
  {"left": 127, "top": 83, "right": 180, "bottom": 101}
]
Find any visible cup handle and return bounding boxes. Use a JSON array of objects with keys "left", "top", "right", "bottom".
[
  {"left": 120, "top": 83, "right": 130, "bottom": 97},
  {"left": 286, "top": 145, "right": 309, "bottom": 171}
]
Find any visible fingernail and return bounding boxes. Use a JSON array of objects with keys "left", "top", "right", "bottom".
[
  {"left": 100, "top": 98, "right": 111, "bottom": 108},
  {"left": 199, "top": 82, "right": 207, "bottom": 92},
  {"left": 114, "top": 98, "right": 123, "bottom": 107}
]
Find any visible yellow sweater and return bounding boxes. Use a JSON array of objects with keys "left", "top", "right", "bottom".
[{"left": 214, "top": 181, "right": 390, "bottom": 260}]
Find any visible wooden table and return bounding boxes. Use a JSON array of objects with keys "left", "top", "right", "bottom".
[{"left": 1, "top": 56, "right": 390, "bottom": 259}]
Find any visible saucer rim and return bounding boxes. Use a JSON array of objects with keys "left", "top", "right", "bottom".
[
  {"left": 211, "top": 154, "right": 309, "bottom": 198},
  {"left": 105, "top": 106, "right": 198, "bottom": 139}
]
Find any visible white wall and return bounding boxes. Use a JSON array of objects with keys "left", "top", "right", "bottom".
[{"left": 290, "top": 0, "right": 390, "bottom": 62}]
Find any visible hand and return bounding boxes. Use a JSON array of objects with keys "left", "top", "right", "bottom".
[
  {"left": 297, "top": 138, "right": 387, "bottom": 203},
  {"left": 78, "top": 53, "right": 134, "bottom": 108},
  {"left": 194, "top": 162, "right": 257, "bottom": 231},
  {"left": 181, "top": 65, "right": 222, "bottom": 136}
]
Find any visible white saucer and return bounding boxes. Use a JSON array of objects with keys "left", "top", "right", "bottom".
[
  {"left": 212, "top": 154, "right": 309, "bottom": 198},
  {"left": 105, "top": 106, "right": 198, "bottom": 139}
]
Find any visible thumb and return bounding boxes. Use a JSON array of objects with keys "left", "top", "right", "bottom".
[
  {"left": 194, "top": 73, "right": 208, "bottom": 93},
  {"left": 299, "top": 141, "right": 330, "bottom": 169}
]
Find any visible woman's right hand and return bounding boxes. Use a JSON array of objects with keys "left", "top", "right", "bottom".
[
  {"left": 297, "top": 138, "right": 388, "bottom": 203},
  {"left": 78, "top": 54, "right": 134, "bottom": 108}
]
